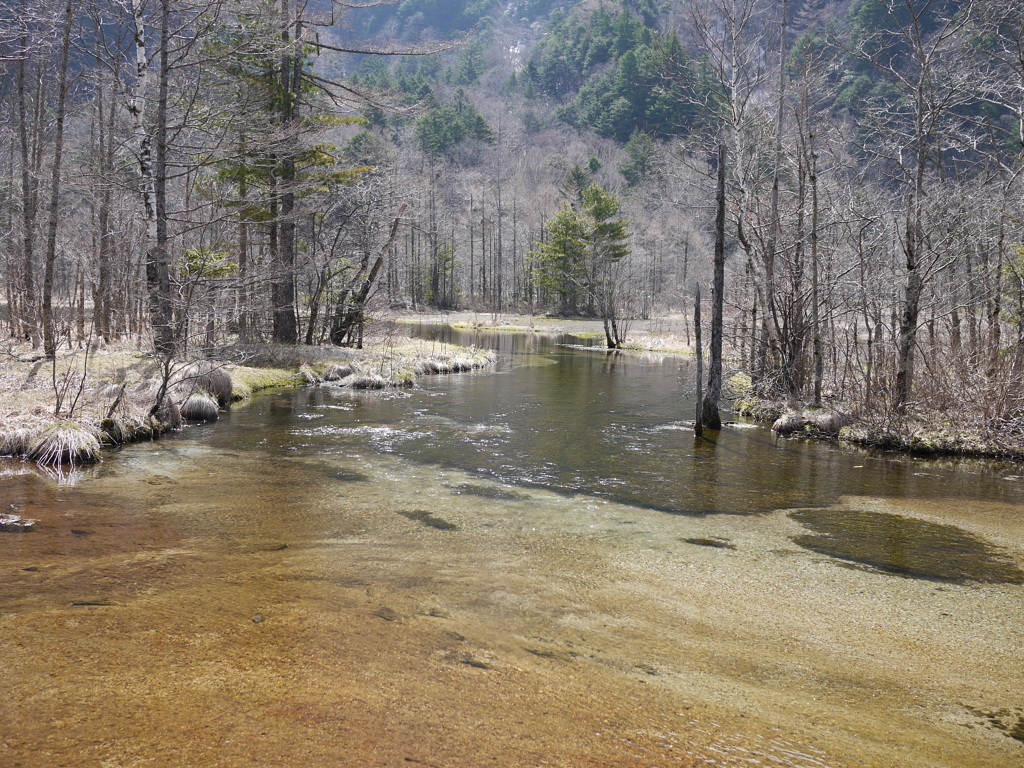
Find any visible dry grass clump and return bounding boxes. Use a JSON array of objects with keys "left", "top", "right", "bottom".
[
  {"left": 133, "top": 381, "right": 182, "bottom": 431},
  {"left": 770, "top": 412, "right": 805, "bottom": 435},
  {"left": 806, "top": 409, "right": 850, "bottom": 434},
  {"left": 0, "top": 425, "right": 36, "bottom": 457},
  {"left": 95, "top": 382, "right": 162, "bottom": 444},
  {"left": 154, "top": 398, "right": 182, "bottom": 431},
  {"left": 772, "top": 409, "right": 851, "bottom": 436},
  {"left": 346, "top": 373, "right": 388, "bottom": 389},
  {"left": 415, "top": 359, "right": 451, "bottom": 375},
  {"left": 179, "top": 392, "right": 219, "bottom": 423},
  {"left": 176, "top": 362, "right": 233, "bottom": 407},
  {"left": 26, "top": 420, "right": 101, "bottom": 465},
  {"left": 323, "top": 363, "right": 354, "bottom": 381},
  {"left": 326, "top": 359, "right": 417, "bottom": 389},
  {"left": 412, "top": 349, "right": 496, "bottom": 377}
]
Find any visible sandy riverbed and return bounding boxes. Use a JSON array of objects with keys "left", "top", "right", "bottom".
[{"left": 2, "top": 437, "right": 1021, "bottom": 768}]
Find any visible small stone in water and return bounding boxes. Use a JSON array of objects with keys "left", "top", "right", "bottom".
[{"left": 0, "top": 513, "right": 37, "bottom": 533}]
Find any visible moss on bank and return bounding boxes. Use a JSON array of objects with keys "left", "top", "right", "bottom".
[
  {"left": 739, "top": 392, "right": 1024, "bottom": 461},
  {"left": 837, "top": 418, "right": 1024, "bottom": 460}
]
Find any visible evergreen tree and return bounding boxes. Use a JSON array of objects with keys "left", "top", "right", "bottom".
[
  {"left": 415, "top": 89, "right": 495, "bottom": 158},
  {"left": 619, "top": 130, "right": 661, "bottom": 187},
  {"left": 531, "top": 180, "right": 631, "bottom": 329}
]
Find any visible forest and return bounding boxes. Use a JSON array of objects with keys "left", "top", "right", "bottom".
[{"left": 2, "top": 0, "right": 1024, "bottom": 450}]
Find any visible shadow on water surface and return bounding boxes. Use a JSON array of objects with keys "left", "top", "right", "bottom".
[{"left": 789, "top": 508, "right": 1024, "bottom": 584}]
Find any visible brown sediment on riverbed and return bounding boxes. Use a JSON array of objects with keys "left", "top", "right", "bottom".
[
  {"left": 1, "top": 451, "right": 1021, "bottom": 768},
  {"left": 0, "top": 333, "right": 495, "bottom": 467}
]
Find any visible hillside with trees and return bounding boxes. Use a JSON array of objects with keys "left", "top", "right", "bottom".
[{"left": 2, "top": 0, "right": 1024, "bottom": 450}]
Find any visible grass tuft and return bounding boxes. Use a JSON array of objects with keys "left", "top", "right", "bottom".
[
  {"left": 347, "top": 373, "right": 388, "bottom": 389},
  {"left": 177, "top": 362, "right": 234, "bottom": 407},
  {"left": 179, "top": 392, "right": 219, "bottom": 423},
  {"left": 772, "top": 409, "right": 851, "bottom": 436},
  {"left": 27, "top": 420, "right": 101, "bottom": 465},
  {"left": 0, "top": 426, "right": 36, "bottom": 457}
]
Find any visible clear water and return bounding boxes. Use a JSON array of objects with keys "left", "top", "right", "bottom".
[{"left": 1, "top": 325, "right": 1022, "bottom": 768}]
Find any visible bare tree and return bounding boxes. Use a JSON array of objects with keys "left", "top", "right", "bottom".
[
  {"left": 39, "top": 0, "right": 75, "bottom": 359},
  {"left": 847, "top": 0, "right": 978, "bottom": 411}
]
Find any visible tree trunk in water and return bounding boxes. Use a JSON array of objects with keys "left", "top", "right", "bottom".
[
  {"left": 694, "top": 282, "right": 703, "bottom": 438},
  {"left": 702, "top": 143, "right": 726, "bottom": 429},
  {"left": 603, "top": 316, "right": 619, "bottom": 349}
]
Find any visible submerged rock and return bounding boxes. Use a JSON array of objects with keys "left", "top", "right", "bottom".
[
  {"left": 397, "top": 509, "right": 458, "bottom": 531},
  {"left": 0, "top": 513, "right": 37, "bottom": 532}
]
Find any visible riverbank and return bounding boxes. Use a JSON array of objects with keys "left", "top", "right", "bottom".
[
  {"left": 0, "top": 329, "right": 495, "bottom": 468},
  {"left": 395, "top": 309, "right": 696, "bottom": 355}
]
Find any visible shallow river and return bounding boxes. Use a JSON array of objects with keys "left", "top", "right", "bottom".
[{"left": 1, "top": 326, "right": 1023, "bottom": 768}]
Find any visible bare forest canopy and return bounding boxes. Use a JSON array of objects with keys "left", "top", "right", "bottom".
[{"left": 2, "top": 0, "right": 1024, "bottom": 436}]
